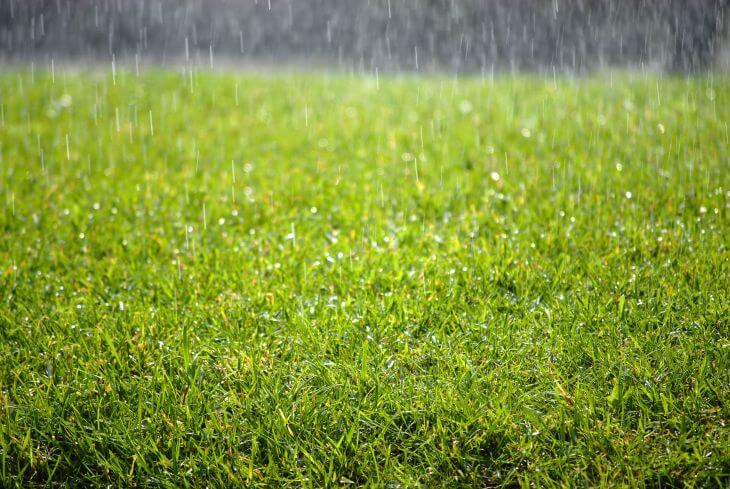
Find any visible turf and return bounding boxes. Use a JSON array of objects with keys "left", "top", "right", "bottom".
[{"left": 0, "top": 69, "right": 728, "bottom": 487}]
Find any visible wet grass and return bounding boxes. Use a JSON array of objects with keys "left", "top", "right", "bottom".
[{"left": 0, "top": 69, "right": 728, "bottom": 487}]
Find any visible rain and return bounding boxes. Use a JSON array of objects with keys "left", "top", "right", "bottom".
[{"left": 0, "top": 0, "right": 728, "bottom": 487}]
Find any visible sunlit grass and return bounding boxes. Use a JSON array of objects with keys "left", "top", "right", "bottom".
[{"left": 0, "top": 69, "right": 728, "bottom": 487}]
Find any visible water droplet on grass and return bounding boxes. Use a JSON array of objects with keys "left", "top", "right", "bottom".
[{"left": 458, "top": 100, "right": 472, "bottom": 114}]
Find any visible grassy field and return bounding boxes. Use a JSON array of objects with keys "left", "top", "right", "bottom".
[{"left": 0, "top": 69, "right": 728, "bottom": 487}]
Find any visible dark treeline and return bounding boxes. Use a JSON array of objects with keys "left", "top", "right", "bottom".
[{"left": 0, "top": 0, "right": 727, "bottom": 73}]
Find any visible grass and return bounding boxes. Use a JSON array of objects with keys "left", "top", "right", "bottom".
[{"left": 0, "top": 68, "right": 728, "bottom": 487}]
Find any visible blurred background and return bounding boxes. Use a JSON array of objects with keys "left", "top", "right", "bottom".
[{"left": 0, "top": 0, "right": 728, "bottom": 73}]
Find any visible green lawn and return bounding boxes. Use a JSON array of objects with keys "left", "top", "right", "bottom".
[{"left": 0, "top": 69, "right": 728, "bottom": 487}]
